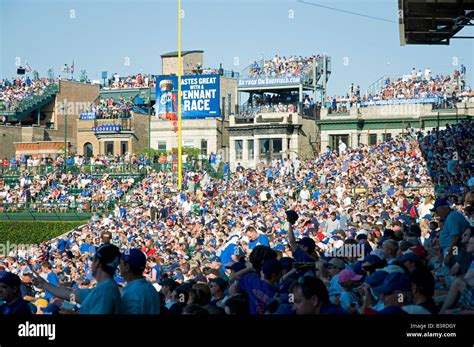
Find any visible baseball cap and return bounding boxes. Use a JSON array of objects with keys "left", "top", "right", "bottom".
[
  {"left": 338, "top": 269, "right": 363, "bottom": 284},
  {"left": 365, "top": 270, "right": 389, "bottom": 287},
  {"left": 121, "top": 248, "right": 147, "bottom": 271},
  {"left": 285, "top": 210, "right": 298, "bottom": 224},
  {"left": 430, "top": 198, "right": 449, "bottom": 212},
  {"left": 172, "top": 273, "right": 185, "bottom": 282},
  {"left": 373, "top": 272, "right": 412, "bottom": 294},
  {"left": 0, "top": 271, "right": 21, "bottom": 288},
  {"left": 362, "top": 254, "right": 383, "bottom": 265},
  {"left": 95, "top": 243, "right": 121, "bottom": 269}
]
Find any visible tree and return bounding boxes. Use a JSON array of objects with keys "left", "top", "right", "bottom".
[
  {"left": 32, "top": 70, "right": 40, "bottom": 80},
  {"left": 47, "top": 69, "right": 55, "bottom": 81},
  {"left": 79, "top": 70, "right": 88, "bottom": 83}
]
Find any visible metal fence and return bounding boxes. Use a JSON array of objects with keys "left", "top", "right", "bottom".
[
  {"left": 0, "top": 162, "right": 206, "bottom": 177},
  {"left": 0, "top": 210, "right": 92, "bottom": 221}
]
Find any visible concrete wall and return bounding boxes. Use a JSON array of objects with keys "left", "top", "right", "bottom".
[
  {"left": 0, "top": 126, "right": 46, "bottom": 158},
  {"left": 76, "top": 119, "right": 99, "bottom": 156},
  {"left": 162, "top": 52, "right": 204, "bottom": 75},
  {"left": 131, "top": 113, "right": 149, "bottom": 154},
  {"left": 46, "top": 80, "right": 99, "bottom": 154},
  {"left": 220, "top": 77, "right": 237, "bottom": 117},
  {"left": 298, "top": 116, "right": 317, "bottom": 160}
]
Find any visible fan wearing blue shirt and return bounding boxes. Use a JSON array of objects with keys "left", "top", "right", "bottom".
[
  {"left": 326, "top": 258, "right": 345, "bottom": 304},
  {"left": 40, "top": 262, "right": 60, "bottom": 300},
  {"left": 119, "top": 249, "right": 160, "bottom": 314},
  {"left": 266, "top": 168, "right": 274, "bottom": 184},
  {"left": 219, "top": 235, "right": 243, "bottom": 265},
  {"left": 247, "top": 226, "right": 270, "bottom": 250},
  {"left": 32, "top": 244, "right": 122, "bottom": 314},
  {"left": 236, "top": 259, "right": 281, "bottom": 314}
]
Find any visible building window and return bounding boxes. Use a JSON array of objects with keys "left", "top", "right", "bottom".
[
  {"left": 158, "top": 141, "right": 167, "bottom": 151},
  {"left": 105, "top": 142, "right": 114, "bottom": 156},
  {"left": 382, "top": 133, "right": 392, "bottom": 142},
  {"left": 121, "top": 141, "right": 128, "bottom": 155},
  {"left": 272, "top": 138, "right": 282, "bottom": 157},
  {"left": 369, "top": 134, "right": 377, "bottom": 146},
  {"left": 83, "top": 143, "right": 93, "bottom": 158},
  {"left": 248, "top": 140, "right": 254, "bottom": 160},
  {"left": 235, "top": 140, "right": 243, "bottom": 160},
  {"left": 259, "top": 139, "right": 270, "bottom": 162},
  {"left": 259, "top": 138, "right": 282, "bottom": 162},
  {"left": 330, "top": 135, "right": 349, "bottom": 153},
  {"left": 201, "top": 139, "right": 208, "bottom": 157}
]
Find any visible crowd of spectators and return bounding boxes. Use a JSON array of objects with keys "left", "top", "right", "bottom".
[
  {"left": 80, "top": 97, "right": 135, "bottom": 119},
  {"left": 0, "top": 119, "right": 473, "bottom": 315},
  {"left": 0, "top": 77, "right": 52, "bottom": 112},
  {"left": 238, "top": 93, "right": 315, "bottom": 118},
  {"left": 324, "top": 67, "right": 472, "bottom": 114},
  {"left": 104, "top": 73, "right": 156, "bottom": 90},
  {"left": 0, "top": 164, "right": 134, "bottom": 213},
  {"left": 249, "top": 55, "right": 318, "bottom": 78}
]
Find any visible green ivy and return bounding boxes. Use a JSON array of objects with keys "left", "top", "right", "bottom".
[{"left": 0, "top": 221, "right": 84, "bottom": 245}]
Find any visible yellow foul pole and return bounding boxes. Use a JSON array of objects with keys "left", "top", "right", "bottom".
[{"left": 177, "top": 0, "right": 183, "bottom": 191}]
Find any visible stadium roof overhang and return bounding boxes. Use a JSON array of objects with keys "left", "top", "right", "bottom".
[{"left": 399, "top": 0, "right": 474, "bottom": 45}]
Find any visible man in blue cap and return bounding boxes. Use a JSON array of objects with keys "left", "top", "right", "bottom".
[
  {"left": 373, "top": 272, "right": 412, "bottom": 314},
  {"left": 0, "top": 271, "right": 32, "bottom": 315},
  {"left": 119, "top": 248, "right": 161, "bottom": 314},
  {"left": 32, "top": 243, "right": 122, "bottom": 314},
  {"left": 432, "top": 198, "right": 469, "bottom": 267}
]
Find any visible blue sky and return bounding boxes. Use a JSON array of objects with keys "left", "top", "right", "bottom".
[{"left": 1, "top": 0, "right": 472, "bottom": 95}]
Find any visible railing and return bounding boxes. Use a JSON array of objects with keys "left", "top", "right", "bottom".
[
  {"left": 0, "top": 210, "right": 93, "bottom": 221},
  {"left": 239, "top": 103, "right": 298, "bottom": 117},
  {"left": 240, "top": 62, "right": 314, "bottom": 80},
  {"left": 0, "top": 162, "right": 205, "bottom": 177},
  {"left": 0, "top": 198, "right": 121, "bottom": 211},
  {"left": 2, "top": 83, "right": 59, "bottom": 113},
  {"left": 94, "top": 117, "right": 132, "bottom": 132}
]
